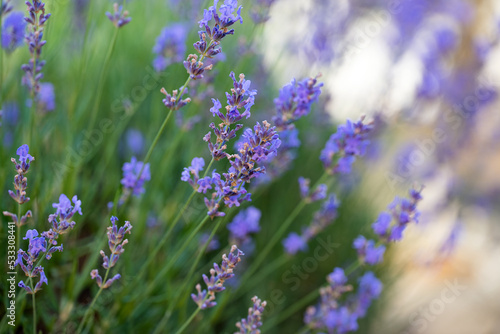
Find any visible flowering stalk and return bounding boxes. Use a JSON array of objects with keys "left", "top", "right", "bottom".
[
  {"left": 235, "top": 296, "right": 267, "bottom": 334},
  {"left": 173, "top": 245, "right": 244, "bottom": 334},
  {"left": 152, "top": 215, "right": 228, "bottom": 334},
  {"left": 3, "top": 145, "right": 34, "bottom": 254},
  {"left": 265, "top": 187, "right": 423, "bottom": 332},
  {"left": 133, "top": 0, "right": 244, "bottom": 187},
  {"left": 77, "top": 216, "right": 132, "bottom": 334}
]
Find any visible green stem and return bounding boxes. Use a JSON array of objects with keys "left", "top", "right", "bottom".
[
  {"left": 162, "top": 214, "right": 225, "bottom": 328},
  {"left": 265, "top": 288, "right": 318, "bottom": 332},
  {"left": 137, "top": 213, "right": 212, "bottom": 301},
  {"left": 212, "top": 172, "right": 329, "bottom": 323},
  {"left": 27, "top": 277, "right": 36, "bottom": 334},
  {"left": 173, "top": 307, "right": 200, "bottom": 334},
  {"left": 16, "top": 203, "right": 21, "bottom": 258},
  {"left": 134, "top": 107, "right": 174, "bottom": 181},
  {"left": 265, "top": 259, "right": 364, "bottom": 332},
  {"left": 86, "top": 27, "right": 119, "bottom": 134},
  {"left": 125, "top": 187, "right": 197, "bottom": 297},
  {"left": 76, "top": 267, "right": 111, "bottom": 334}
]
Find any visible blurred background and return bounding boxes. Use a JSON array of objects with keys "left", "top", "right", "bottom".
[{"left": 1, "top": 0, "right": 500, "bottom": 333}]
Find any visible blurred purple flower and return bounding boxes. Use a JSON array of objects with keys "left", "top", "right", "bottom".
[
  {"left": 152, "top": 23, "right": 187, "bottom": 72},
  {"left": 121, "top": 157, "right": 151, "bottom": 196},
  {"left": 1, "top": 11, "right": 26, "bottom": 51}
]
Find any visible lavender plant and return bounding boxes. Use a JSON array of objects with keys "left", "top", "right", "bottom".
[{"left": 1, "top": 0, "right": 495, "bottom": 333}]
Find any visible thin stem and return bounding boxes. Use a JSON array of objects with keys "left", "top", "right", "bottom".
[
  {"left": 265, "top": 288, "right": 319, "bottom": 332},
  {"left": 86, "top": 27, "right": 119, "bottom": 134},
  {"left": 212, "top": 172, "right": 329, "bottom": 323},
  {"left": 76, "top": 267, "right": 111, "bottom": 334},
  {"left": 174, "top": 307, "right": 200, "bottom": 334},
  {"left": 265, "top": 259, "right": 364, "bottom": 332},
  {"left": 16, "top": 203, "right": 21, "bottom": 257},
  {"left": 125, "top": 187, "right": 197, "bottom": 296},
  {"left": 134, "top": 107, "right": 174, "bottom": 181},
  {"left": 138, "top": 213, "right": 212, "bottom": 300},
  {"left": 27, "top": 276, "right": 36, "bottom": 334},
  {"left": 163, "top": 214, "right": 225, "bottom": 327}
]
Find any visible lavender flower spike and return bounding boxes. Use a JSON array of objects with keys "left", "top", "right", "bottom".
[
  {"left": 15, "top": 229, "right": 48, "bottom": 294},
  {"left": 21, "top": 1, "right": 51, "bottom": 97},
  {"left": 106, "top": 3, "right": 131, "bottom": 28},
  {"left": 235, "top": 296, "right": 267, "bottom": 334},
  {"left": 372, "top": 186, "right": 423, "bottom": 242},
  {"left": 191, "top": 245, "right": 244, "bottom": 309},
  {"left": 121, "top": 156, "right": 151, "bottom": 196},
  {"left": 91, "top": 216, "right": 132, "bottom": 289},
  {"left": 320, "top": 116, "right": 373, "bottom": 175}
]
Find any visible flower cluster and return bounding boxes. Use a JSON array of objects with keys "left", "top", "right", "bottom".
[
  {"left": 7, "top": 144, "right": 34, "bottom": 205},
  {"left": 181, "top": 72, "right": 279, "bottom": 217},
  {"left": 304, "top": 187, "right": 422, "bottom": 332},
  {"left": 204, "top": 72, "right": 256, "bottom": 160},
  {"left": 91, "top": 216, "right": 132, "bottom": 289},
  {"left": 259, "top": 76, "right": 323, "bottom": 183},
  {"left": 235, "top": 296, "right": 267, "bottom": 334},
  {"left": 152, "top": 23, "right": 187, "bottom": 72},
  {"left": 227, "top": 206, "right": 261, "bottom": 254},
  {"left": 1, "top": 11, "right": 26, "bottom": 52},
  {"left": 15, "top": 194, "right": 82, "bottom": 293},
  {"left": 298, "top": 177, "right": 327, "bottom": 203},
  {"left": 353, "top": 236, "right": 385, "bottom": 265},
  {"left": 200, "top": 120, "right": 280, "bottom": 218},
  {"left": 42, "top": 194, "right": 82, "bottom": 256},
  {"left": 120, "top": 157, "right": 151, "bottom": 197},
  {"left": 320, "top": 116, "right": 373, "bottom": 175},
  {"left": 181, "top": 157, "right": 206, "bottom": 191},
  {"left": 21, "top": 0, "right": 51, "bottom": 98},
  {"left": 105, "top": 3, "right": 131, "bottom": 28},
  {"left": 192, "top": 245, "right": 244, "bottom": 309},
  {"left": 184, "top": 0, "right": 242, "bottom": 80},
  {"left": 372, "top": 187, "right": 423, "bottom": 242},
  {"left": 304, "top": 268, "right": 382, "bottom": 333},
  {"left": 283, "top": 194, "right": 340, "bottom": 255},
  {"left": 15, "top": 230, "right": 48, "bottom": 294}
]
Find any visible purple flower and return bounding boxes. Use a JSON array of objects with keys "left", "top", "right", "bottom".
[
  {"left": 1, "top": 11, "right": 26, "bottom": 51},
  {"left": 121, "top": 157, "right": 151, "bottom": 196},
  {"left": 273, "top": 76, "right": 323, "bottom": 130},
  {"left": 52, "top": 194, "right": 82, "bottom": 219},
  {"left": 21, "top": 1, "right": 51, "bottom": 97},
  {"left": 227, "top": 206, "right": 261, "bottom": 241},
  {"left": 37, "top": 82, "right": 55, "bottom": 111},
  {"left": 92, "top": 217, "right": 132, "bottom": 289},
  {"left": 298, "top": 177, "right": 327, "bottom": 202},
  {"left": 152, "top": 23, "right": 187, "bottom": 72},
  {"left": 181, "top": 157, "right": 205, "bottom": 191},
  {"left": 199, "top": 233, "right": 220, "bottom": 252},
  {"left": 235, "top": 296, "right": 267, "bottom": 334},
  {"left": 320, "top": 117, "right": 372, "bottom": 175},
  {"left": 355, "top": 272, "right": 383, "bottom": 317},
  {"left": 283, "top": 232, "right": 307, "bottom": 255},
  {"left": 192, "top": 245, "right": 244, "bottom": 309},
  {"left": 105, "top": 3, "right": 131, "bottom": 28},
  {"left": 125, "top": 129, "right": 145, "bottom": 156},
  {"left": 6, "top": 144, "right": 34, "bottom": 205},
  {"left": 353, "top": 236, "right": 386, "bottom": 265},
  {"left": 372, "top": 187, "right": 423, "bottom": 242},
  {"left": 371, "top": 212, "right": 391, "bottom": 238}
]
